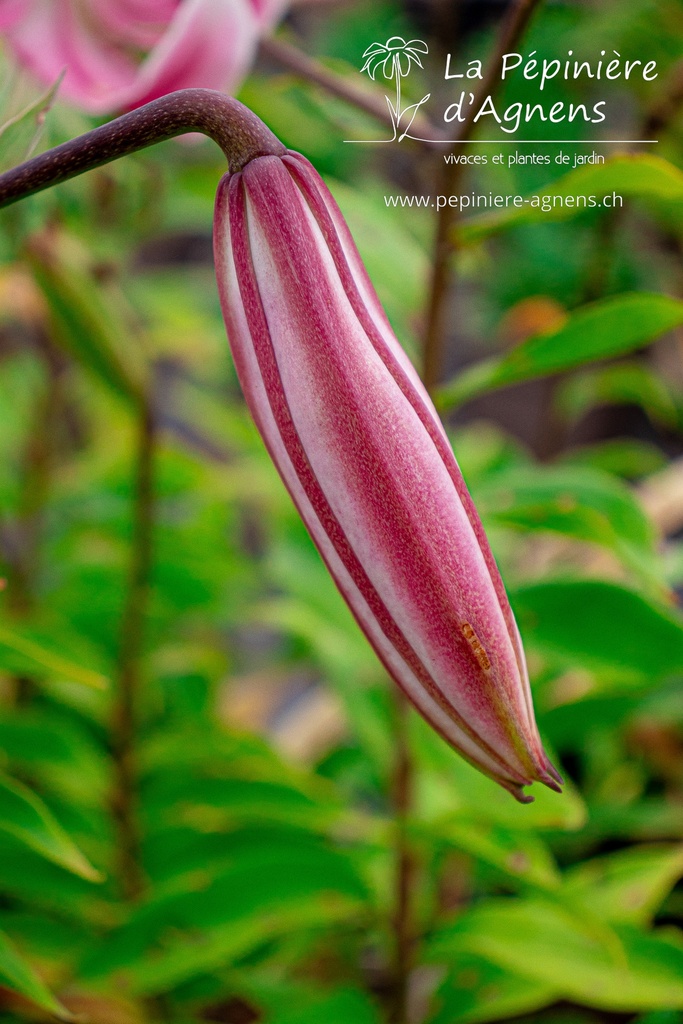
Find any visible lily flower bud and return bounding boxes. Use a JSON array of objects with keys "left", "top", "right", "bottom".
[{"left": 214, "top": 150, "right": 562, "bottom": 802}]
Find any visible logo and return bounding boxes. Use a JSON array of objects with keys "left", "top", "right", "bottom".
[
  {"left": 345, "top": 41, "right": 658, "bottom": 146},
  {"left": 351, "top": 36, "right": 430, "bottom": 143}
]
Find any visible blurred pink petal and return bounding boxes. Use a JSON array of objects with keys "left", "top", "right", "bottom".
[
  {"left": 107, "top": 0, "right": 263, "bottom": 112},
  {"left": 1, "top": 0, "right": 289, "bottom": 114},
  {"left": 0, "top": 0, "right": 31, "bottom": 30},
  {"left": 6, "top": 2, "right": 137, "bottom": 105},
  {"left": 250, "top": 0, "right": 289, "bottom": 27},
  {"left": 94, "top": 0, "right": 178, "bottom": 49}
]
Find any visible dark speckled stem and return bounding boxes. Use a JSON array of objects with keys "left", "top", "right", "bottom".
[{"left": 0, "top": 88, "right": 285, "bottom": 208}]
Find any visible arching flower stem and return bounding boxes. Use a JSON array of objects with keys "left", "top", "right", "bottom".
[{"left": 0, "top": 88, "right": 284, "bottom": 209}]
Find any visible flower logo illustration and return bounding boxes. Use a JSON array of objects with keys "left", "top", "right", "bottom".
[{"left": 360, "top": 36, "right": 430, "bottom": 142}]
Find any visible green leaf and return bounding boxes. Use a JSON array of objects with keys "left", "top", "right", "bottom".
[
  {"left": 420, "top": 814, "right": 560, "bottom": 889},
  {"left": 0, "top": 927, "right": 71, "bottom": 1019},
  {"left": 25, "top": 230, "right": 145, "bottom": 405},
  {"left": 0, "top": 74, "right": 64, "bottom": 173},
  {"left": 429, "top": 955, "right": 558, "bottom": 1024},
  {"left": 438, "top": 293, "right": 683, "bottom": 410},
  {"left": 144, "top": 773, "right": 340, "bottom": 834},
  {"left": 0, "top": 709, "right": 108, "bottom": 807},
  {"left": 254, "top": 984, "right": 382, "bottom": 1024},
  {"left": 556, "top": 363, "right": 679, "bottom": 429},
  {"left": 458, "top": 155, "right": 683, "bottom": 241},
  {"left": 475, "top": 464, "right": 660, "bottom": 586},
  {"left": 411, "top": 715, "right": 586, "bottom": 832},
  {"left": 141, "top": 727, "right": 348, "bottom": 837},
  {"left": 81, "top": 830, "right": 368, "bottom": 983},
  {"left": 0, "top": 624, "right": 107, "bottom": 690},
  {"left": 563, "top": 845, "right": 683, "bottom": 926},
  {"left": 328, "top": 177, "right": 428, "bottom": 354},
  {"left": 0, "top": 352, "right": 47, "bottom": 508},
  {"left": 560, "top": 439, "right": 667, "bottom": 480},
  {"left": 0, "top": 909, "right": 90, "bottom": 963},
  {"left": 513, "top": 580, "right": 683, "bottom": 680},
  {"left": 0, "top": 837, "right": 100, "bottom": 914},
  {"left": 143, "top": 823, "right": 323, "bottom": 888},
  {"left": 428, "top": 899, "right": 683, "bottom": 1011},
  {"left": 260, "top": 539, "right": 394, "bottom": 770},
  {"left": 0, "top": 772, "right": 101, "bottom": 882},
  {"left": 125, "top": 896, "right": 363, "bottom": 995},
  {"left": 449, "top": 422, "right": 531, "bottom": 484}
]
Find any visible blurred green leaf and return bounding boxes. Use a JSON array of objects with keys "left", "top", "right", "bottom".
[
  {"left": 0, "top": 837, "right": 102, "bottom": 914},
  {"left": 0, "top": 73, "right": 63, "bottom": 172},
  {"left": 143, "top": 822, "right": 335, "bottom": 887},
  {"left": 419, "top": 813, "right": 560, "bottom": 889},
  {"left": 0, "top": 926, "right": 71, "bottom": 1018},
  {"left": 428, "top": 899, "right": 683, "bottom": 1010},
  {"left": 556, "top": 363, "right": 679, "bottom": 429},
  {"left": 563, "top": 845, "right": 683, "bottom": 926},
  {"left": 144, "top": 772, "right": 341, "bottom": 834},
  {"left": 429, "top": 955, "right": 557, "bottom": 1024},
  {"left": 637, "top": 1013, "right": 683, "bottom": 1024},
  {"left": 475, "top": 464, "right": 661, "bottom": 586},
  {"left": 240, "top": 75, "right": 348, "bottom": 170},
  {"left": 459, "top": 156, "right": 683, "bottom": 241},
  {"left": 141, "top": 726, "right": 349, "bottom": 837},
  {"left": 438, "top": 294, "right": 683, "bottom": 410},
  {"left": 82, "top": 831, "right": 368, "bottom": 986},
  {"left": 0, "top": 908, "right": 90, "bottom": 963},
  {"left": 513, "top": 580, "right": 683, "bottom": 680},
  {"left": 449, "top": 423, "right": 531, "bottom": 484},
  {"left": 250, "top": 983, "right": 383, "bottom": 1024},
  {"left": 0, "top": 623, "right": 107, "bottom": 690},
  {"left": 411, "top": 715, "right": 586, "bottom": 832},
  {"left": 559, "top": 439, "right": 668, "bottom": 480},
  {"left": 0, "top": 352, "right": 47, "bottom": 506},
  {"left": 25, "top": 230, "right": 145, "bottom": 405},
  {"left": 0, "top": 771, "right": 101, "bottom": 881},
  {"left": 0, "top": 708, "right": 108, "bottom": 806},
  {"left": 260, "top": 538, "right": 394, "bottom": 770},
  {"left": 329, "top": 176, "right": 428, "bottom": 352},
  {"left": 126, "top": 895, "right": 363, "bottom": 995}
]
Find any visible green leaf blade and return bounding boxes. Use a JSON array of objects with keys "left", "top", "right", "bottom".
[
  {"left": 0, "top": 927, "right": 71, "bottom": 1019},
  {"left": 0, "top": 772, "right": 102, "bottom": 882},
  {"left": 439, "top": 293, "right": 683, "bottom": 410}
]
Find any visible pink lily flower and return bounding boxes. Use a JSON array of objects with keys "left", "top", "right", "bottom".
[
  {"left": 214, "top": 148, "right": 563, "bottom": 801},
  {"left": 0, "top": 0, "right": 288, "bottom": 114}
]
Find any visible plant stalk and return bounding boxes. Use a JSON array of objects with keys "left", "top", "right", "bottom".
[
  {"left": 421, "top": 0, "right": 545, "bottom": 391},
  {"left": 0, "top": 89, "right": 284, "bottom": 210},
  {"left": 4, "top": 356, "right": 62, "bottom": 616}
]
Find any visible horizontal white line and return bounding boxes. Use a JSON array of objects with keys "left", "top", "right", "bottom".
[
  {"left": 432, "top": 139, "right": 658, "bottom": 144},
  {"left": 345, "top": 138, "right": 658, "bottom": 145}
]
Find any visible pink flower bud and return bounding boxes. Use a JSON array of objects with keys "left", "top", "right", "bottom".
[{"left": 213, "top": 150, "right": 562, "bottom": 802}]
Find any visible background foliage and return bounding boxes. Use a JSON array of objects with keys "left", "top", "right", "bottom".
[{"left": 1, "top": 1, "right": 683, "bottom": 1022}]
